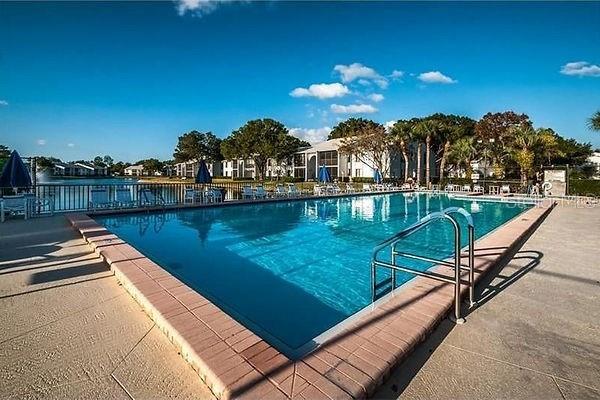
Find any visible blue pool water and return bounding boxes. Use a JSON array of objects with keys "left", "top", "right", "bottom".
[{"left": 96, "top": 193, "right": 531, "bottom": 358}]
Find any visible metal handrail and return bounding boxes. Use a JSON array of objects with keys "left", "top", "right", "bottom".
[{"left": 371, "top": 207, "right": 476, "bottom": 324}]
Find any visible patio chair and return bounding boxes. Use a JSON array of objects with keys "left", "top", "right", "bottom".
[
  {"left": 500, "top": 185, "right": 511, "bottom": 196},
  {"left": 254, "top": 185, "right": 267, "bottom": 199},
  {"left": 140, "top": 188, "right": 165, "bottom": 207},
  {"left": 287, "top": 183, "right": 301, "bottom": 197},
  {"left": 184, "top": 188, "right": 196, "bottom": 204},
  {"left": 473, "top": 185, "right": 484, "bottom": 194},
  {"left": 328, "top": 184, "right": 342, "bottom": 195},
  {"left": 89, "top": 189, "right": 113, "bottom": 211},
  {"left": 345, "top": 183, "right": 355, "bottom": 193},
  {"left": 116, "top": 188, "right": 136, "bottom": 208},
  {"left": 462, "top": 185, "right": 471, "bottom": 193},
  {"left": 242, "top": 185, "right": 254, "bottom": 200},
  {"left": 1, "top": 195, "right": 28, "bottom": 222},
  {"left": 204, "top": 188, "right": 223, "bottom": 203},
  {"left": 400, "top": 183, "right": 411, "bottom": 190},
  {"left": 362, "top": 183, "right": 372, "bottom": 192},
  {"left": 274, "top": 184, "right": 287, "bottom": 197}
]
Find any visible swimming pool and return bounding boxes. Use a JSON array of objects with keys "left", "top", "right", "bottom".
[{"left": 96, "top": 193, "right": 531, "bottom": 358}]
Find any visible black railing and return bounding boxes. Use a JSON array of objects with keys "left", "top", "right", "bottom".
[{"left": 1, "top": 181, "right": 322, "bottom": 214}]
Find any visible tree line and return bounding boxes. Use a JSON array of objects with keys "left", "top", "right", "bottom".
[{"left": 4, "top": 109, "right": 597, "bottom": 182}]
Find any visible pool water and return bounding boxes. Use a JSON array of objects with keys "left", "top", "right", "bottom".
[{"left": 96, "top": 193, "right": 531, "bottom": 358}]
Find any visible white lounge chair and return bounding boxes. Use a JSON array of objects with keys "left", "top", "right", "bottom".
[
  {"left": 345, "top": 183, "right": 355, "bottom": 193},
  {"left": 140, "top": 188, "right": 165, "bottom": 207},
  {"left": 116, "top": 188, "right": 136, "bottom": 208},
  {"left": 254, "top": 185, "right": 267, "bottom": 199},
  {"left": 400, "top": 183, "right": 411, "bottom": 190},
  {"left": 362, "top": 183, "right": 372, "bottom": 192},
  {"left": 89, "top": 189, "right": 112, "bottom": 211},
  {"left": 1, "top": 195, "right": 28, "bottom": 222},
  {"left": 473, "top": 185, "right": 484, "bottom": 194},
  {"left": 287, "top": 183, "right": 301, "bottom": 197},
  {"left": 462, "top": 185, "right": 471, "bottom": 193},
  {"left": 327, "top": 184, "right": 342, "bottom": 195},
  {"left": 500, "top": 185, "right": 511, "bottom": 196}
]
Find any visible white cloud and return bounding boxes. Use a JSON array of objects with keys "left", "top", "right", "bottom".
[
  {"left": 0, "top": 100, "right": 8, "bottom": 106},
  {"left": 560, "top": 61, "right": 600, "bottom": 77},
  {"left": 37, "top": 139, "right": 46, "bottom": 146},
  {"left": 175, "top": 0, "right": 220, "bottom": 16},
  {"left": 330, "top": 103, "right": 378, "bottom": 114},
  {"left": 368, "top": 93, "right": 384, "bottom": 102},
  {"left": 67, "top": 143, "right": 75, "bottom": 148},
  {"left": 334, "top": 63, "right": 388, "bottom": 88},
  {"left": 417, "top": 71, "right": 457, "bottom": 84},
  {"left": 290, "top": 83, "right": 350, "bottom": 99},
  {"left": 389, "top": 70, "right": 404, "bottom": 79},
  {"left": 289, "top": 126, "right": 332, "bottom": 144}
]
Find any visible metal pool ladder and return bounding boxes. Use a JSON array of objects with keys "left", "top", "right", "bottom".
[{"left": 371, "top": 207, "right": 476, "bottom": 324}]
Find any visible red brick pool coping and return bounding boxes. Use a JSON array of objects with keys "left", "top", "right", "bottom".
[{"left": 67, "top": 199, "right": 555, "bottom": 399}]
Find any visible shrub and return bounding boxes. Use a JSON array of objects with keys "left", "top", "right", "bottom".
[{"left": 569, "top": 179, "right": 600, "bottom": 196}]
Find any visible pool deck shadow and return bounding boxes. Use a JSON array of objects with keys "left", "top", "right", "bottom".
[{"left": 64, "top": 199, "right": 557, "bottom": 399}]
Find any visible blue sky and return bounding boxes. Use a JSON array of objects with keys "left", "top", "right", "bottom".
[{"left": 1, "top": 1, "right": 599, "bottom": 162}]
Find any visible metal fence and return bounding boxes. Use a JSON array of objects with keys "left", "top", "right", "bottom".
[{"left": 1, "top": 181, "right": 320, "bottom": 214}]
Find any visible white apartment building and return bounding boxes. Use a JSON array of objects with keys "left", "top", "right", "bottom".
[
  {"left": 174, "top": 159, "right": 223, "bottom": 178},
  {"left": 124, "top": 164, "right": 144, "bottom": 176}
]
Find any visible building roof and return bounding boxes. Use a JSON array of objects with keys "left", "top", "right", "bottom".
[
  {"left": 125, "top": 164, "right": 144, "bottom": 170},
  {"left": 297, "top": 138, "right": 344, "bottom": 154}
]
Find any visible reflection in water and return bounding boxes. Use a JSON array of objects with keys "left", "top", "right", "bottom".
[
  {"left": 95, "top": 194, "right": 531, "bottom": 359},
  {"left": 177, "top": 207, "right": 221, "bottom": 244},
  {"left": 103, "top": 213, "right": 170, "bottom": 236}
]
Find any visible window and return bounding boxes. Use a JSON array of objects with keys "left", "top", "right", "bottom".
[
  {"left": 318, "top": 151, "right": 338, "bottom": 166},
  {"left": 294, "top": 168, "right": 306, "bottom": 179},
  {"left": 294, "top": 154, "right": 306, "bottom": 166},
  {"left": 355, "top": 168, "right": 361, "bottom": 177}
]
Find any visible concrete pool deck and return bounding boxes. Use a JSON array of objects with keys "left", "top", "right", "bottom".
[
  {"left": 67, "top": 197, "right": 553, "bottom": 399},
  {"left": 1, "top": 200, "right": 598, "bottom": 399}
]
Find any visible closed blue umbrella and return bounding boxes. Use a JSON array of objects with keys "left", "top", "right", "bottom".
[
  {"left": 0, "top": 151, "right": 32, "bottom": 190},
  {"left": 318, "top": 165, "right": 331, "bottom": 183},
  {"left": 195, "top": 160, "right": 212, "bottom": 184},
  {"left": 373, "top": 169, "right": 382, "bottom": 184}
]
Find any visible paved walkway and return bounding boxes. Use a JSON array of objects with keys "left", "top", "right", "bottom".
[
  {"left": 0, "top": 216, "right": 214, "bottom": 399},
  {"left": 375, "top": 204, "right": 600, "bottom": 399}
]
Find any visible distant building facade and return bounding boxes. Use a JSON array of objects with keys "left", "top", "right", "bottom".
[
  {"left": 53, "top": 162, "right": 108, "bottom": 177},
  {"left": 124, "top": 165, "right": 145, "bottom": 176},
  {"left": 174, "top": 159, "right": 223, "bottom": 179}
]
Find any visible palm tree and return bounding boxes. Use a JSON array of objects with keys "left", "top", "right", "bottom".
[
  {"left": 415, "top": 119, "right": 438, "bottom": 187},
  {"left": 389, "top": 120, "right": 412, "bottom": 181},
  {"left": 449, "top": 137, "right": 475, "bottom": 177},
  {"left": 511, "top": 126, "right": 540, "bottom": 186},
  {"left": 588, "top": 111, "right": 600, "bottom": 131},
  {"left": 411, "top": 125, "right": 425, "bottom": 185}
]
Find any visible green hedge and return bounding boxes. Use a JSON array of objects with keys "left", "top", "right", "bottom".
[{"left": 569, "top": 179, "right": 600, "bottom": 196}]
